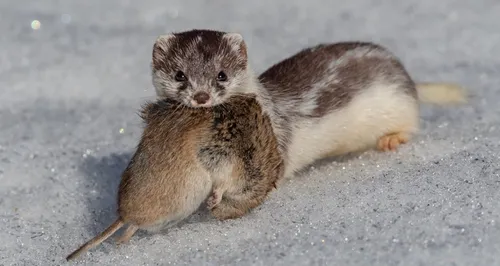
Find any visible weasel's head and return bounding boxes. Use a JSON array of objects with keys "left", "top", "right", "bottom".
[{"left": 151, "top": 29, "right": 251, "bottom": 108}]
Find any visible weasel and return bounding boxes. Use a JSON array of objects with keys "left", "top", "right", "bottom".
[
  {"left": 151, "top": 29, "right": 256, "bottom": 108},
  {"left": 255, "top": 42, "right": 467, "bottom": 177},
  {"left": 151, "top": 29, "right": 466, "bottom": 178},
  {"left": 65, "top": 95, "right": 283, "bottom": 261}
]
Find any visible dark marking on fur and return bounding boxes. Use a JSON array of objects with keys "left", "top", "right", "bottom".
[
  {"left": 215, "top": 83, "right": 226, "bottom": 92},
  {"left": 257, "top": 41, "right": 419, "bottom": 151},
  {"left": 153, "top": 29, "right": 247, "bottom": 76},
  {"left": 178, "top": 83, "right": 188, "bottom": 91}
]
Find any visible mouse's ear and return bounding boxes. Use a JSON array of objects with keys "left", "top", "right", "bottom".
[
  {"left": 223, "top": 32, "right": 247, "bottom": 61},
  {"left": 152, "top": 34, "right": 176, "bottom": 70}
]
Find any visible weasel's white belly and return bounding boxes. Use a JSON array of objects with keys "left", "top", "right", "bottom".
[{"left": 284, "top": 83, "right": 419, "bottom": 177}]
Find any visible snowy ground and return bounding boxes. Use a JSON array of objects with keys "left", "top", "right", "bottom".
[{"left": 1, "top": 0, "right": 499, "bottom": 265}]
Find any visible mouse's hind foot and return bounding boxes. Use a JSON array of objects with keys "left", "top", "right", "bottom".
[
  {"left": 377, "top": 132, "right": 409, "bottom": 152},
  {"left": 116, "top": 224, "right": 139, "bottom": 245}
]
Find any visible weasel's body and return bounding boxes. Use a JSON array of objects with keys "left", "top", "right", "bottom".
[
  {"left": 254, "top": 42, "right": 466, "bottom": 177},
  {"left": 66, "top": 95, "right": 283, "bottom": 261}
]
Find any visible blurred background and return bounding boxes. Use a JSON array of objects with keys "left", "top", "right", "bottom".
[{"left": 2, "top": 0, "right": 494, "bottom": 106}]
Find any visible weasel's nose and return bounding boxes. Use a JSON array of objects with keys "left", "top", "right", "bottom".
[{"left": 193, "top": 92, "right": 210, "bottom": 104}]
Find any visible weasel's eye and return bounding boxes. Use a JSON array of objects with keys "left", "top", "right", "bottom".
[
  {"left": 174, "top": 71, "right": 187, "bottom": 82},
  {"left": 217, "top": 71, "right": 227, "bottom": 82}
]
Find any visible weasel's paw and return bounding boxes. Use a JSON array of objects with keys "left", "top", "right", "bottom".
[
  {"left": 206, "top": 191, "right": 222, "bottom": 210},
  {"left": 377, "top": 132, "right": 409, "bottom": 152}
]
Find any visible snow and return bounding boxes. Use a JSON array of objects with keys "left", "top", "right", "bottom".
[{"left": 1, "top": 0, "right": 499, "bottom": 265}]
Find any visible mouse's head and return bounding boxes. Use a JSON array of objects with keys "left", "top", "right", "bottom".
[{"left": 151, "top": 29, "right": 251, "bottom": 108}]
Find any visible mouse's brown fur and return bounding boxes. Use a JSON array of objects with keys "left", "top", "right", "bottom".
[
  {"left": 66, "top": 95, "right": 283, "bottom": 261},
  {"left": 200, "top": 96, "right": 284, "bottom": 220}
]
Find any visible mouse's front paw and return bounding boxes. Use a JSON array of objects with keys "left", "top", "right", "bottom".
[
  {"left": 210, "top": 201, "right": 247, "bottom": 220},
  {"left": 206, "top": 190, "right": 223, "bottom": 210}
]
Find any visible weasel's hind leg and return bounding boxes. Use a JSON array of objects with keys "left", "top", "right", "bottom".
[{"left": 377, "top": 132, "right": 410, "bottom": 152}]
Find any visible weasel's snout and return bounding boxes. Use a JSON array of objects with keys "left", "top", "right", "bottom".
[
  {"left": 192, "top": 92, "right": 211, "bottom": 106},
  {"left": 193, "top": 91, "right": 210, "bottom": 104}
]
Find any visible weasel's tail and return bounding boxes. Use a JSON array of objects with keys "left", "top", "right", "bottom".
[
  {"left": 66, "top": 218, "right": 124, "bottom": 261},
  {"left": 415, "top": 82, "right": 467, "bottom": 105}
]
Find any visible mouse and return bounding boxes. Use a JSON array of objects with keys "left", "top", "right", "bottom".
[
  {"left": 65, "top": 94, "right": 284, "bottom": 261},
  {"left": 253, "top": 41, "right": 468, "bottom": 178}
]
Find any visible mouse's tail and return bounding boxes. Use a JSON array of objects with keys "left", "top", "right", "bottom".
[
  {"left": 415, "top": 82, "right": 468, "bottom": 105},
  {"left": 66, "top": 218, "right": 125, "bottom": 261}
]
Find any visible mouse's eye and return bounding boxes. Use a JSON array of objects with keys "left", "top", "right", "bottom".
[
  {"left": 174, "top": 71, "right": 187, "bottom": 82},
  {"left": 216, "top": 71, "right": 227, "bottom": 82}
]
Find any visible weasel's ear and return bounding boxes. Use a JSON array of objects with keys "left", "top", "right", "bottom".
[
  {"left": 223, "top": 32, "right": 247, "bottom": 60},
  {"left": 152, "top": 34, "right": 176, "bottom": 70}
]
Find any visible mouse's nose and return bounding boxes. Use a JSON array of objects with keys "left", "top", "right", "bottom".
[{"left": 193, "top": 92, "right": 210, "bottom": 105}]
